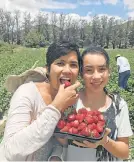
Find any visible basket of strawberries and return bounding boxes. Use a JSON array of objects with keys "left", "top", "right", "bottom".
[{"left": 54, "top": 108, "right": 107, "bottom": 143}]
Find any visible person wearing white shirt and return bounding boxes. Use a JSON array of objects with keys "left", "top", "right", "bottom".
[{"left": 115, "top": 54, "right": 131, "bottom": 90}]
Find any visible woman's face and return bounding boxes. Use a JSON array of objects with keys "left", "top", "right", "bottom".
[
  {"left": 82, "top": 53, "right": 110, "bottom": 93},
  {"left": 49, "top": 51, "right": 79, "bottom": 91}
]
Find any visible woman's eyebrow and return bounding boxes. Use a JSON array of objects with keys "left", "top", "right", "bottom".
[{"left": 54, "top": 59, "right": 64, "bottom": 63}]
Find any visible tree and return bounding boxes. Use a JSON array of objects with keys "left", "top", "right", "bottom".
[{"left": 25, "top": 29, "right": 45, "bottom": 47}]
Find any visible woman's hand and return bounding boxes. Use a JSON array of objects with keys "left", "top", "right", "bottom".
[
  {"left": 72, "top": 128, "right": 111, "bottom": 148},
  {"left": 51, "top": 81, "right": 80, "bottom": 112}
]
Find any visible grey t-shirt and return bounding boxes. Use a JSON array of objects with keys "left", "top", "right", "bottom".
[{"left": 66, "top": 97, "right": 133, "bottom": 161}]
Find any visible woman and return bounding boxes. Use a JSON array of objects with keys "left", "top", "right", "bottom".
[
  {"left": 54, "top": 46, "right": 133, "bottom": 161},
  {"left": 0, "top": 41, "right": 81, "bottom": 161}
]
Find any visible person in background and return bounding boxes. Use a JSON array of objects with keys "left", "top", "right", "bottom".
[
  {"left": 115, "top": 54, "right": 131, "bottom": 90},
  {"left": 0, "top": 41, "right": 81, "bottom": 161}
]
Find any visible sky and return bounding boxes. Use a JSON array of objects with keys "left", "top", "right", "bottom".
[{"left": 0, "top": 0, "right": 134, "bottom": 21}]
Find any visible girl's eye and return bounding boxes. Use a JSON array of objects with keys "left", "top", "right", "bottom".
[
  {"left": 86, "top": 69, "right": 92, "bottom": 72},
  {"left": 99, "top": 68, "right": 106, "bottom": 72}
]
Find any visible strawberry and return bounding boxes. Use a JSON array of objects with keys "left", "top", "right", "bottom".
[
  {"left": 78, "top": 108, "right": 88, "bottom": 115},
  {"left": 78, "top": 122, "right": 87, "bottom": 131},
  {"left": 98, "top": 114, "right": 105, "bottom": 121},
  {"left": 93, "top": 110, "right": 101, "bottom": 116},
  {"left": 57, "top": 120, "right": 66, "bottom": 129},
  {"left": 75, "top": 114, "right": 85, "bottom": 123},
  {"left": 92, "top": 115, "right": 98, "bottom": 123},
  {"left": 96, "top": 125, "right": 103, "bottom": 133},
  {"left": 91, "top": 129, "right": 100, "bottom": 138},
  {"left": 72, "top": 127, "right": 78, "bottom": 134},
  {"left": 85, "top": 116, "right": 94, "bottom": 124},
  {"left": 67, "top": 114, "right": 76, "bottom": 122},
  {"left": 78, "top": 131, "right": 83, "bottom": 136},
  {"left": 87, "top": 111, "right": 94, "bottom": 116},
  {"left": 71, "top": 120, "right": 79, "bottom": 128},
  {"left": 66, "top": 122, "right": 72, "bottom": 127},
  {"left": 64, "top": 81, "right": 71, "bottom": 88},
  {"left": 81, "top": 127, "right": 91, "bottom": 136},
  {"left": 60, "top": 125, "right": 70, "bottom": 132},
  {"left": 87, "top": 123, "right": 97, "bottom": 130},
  {"left": 68, "top": 127, "right": 74, "bottom": 134}
]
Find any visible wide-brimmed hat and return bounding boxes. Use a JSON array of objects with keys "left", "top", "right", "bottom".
[{"left": 5, "top": 67, "right": 48, "bottom": 93}]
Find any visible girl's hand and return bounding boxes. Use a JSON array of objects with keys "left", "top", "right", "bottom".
[{"left": 72, "top": 128, "right": 111, "bottom": 148}]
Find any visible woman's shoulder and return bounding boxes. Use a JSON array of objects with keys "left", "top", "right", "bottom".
[{"left": 11, "top": 82, "right": 40, "bottom": 103}]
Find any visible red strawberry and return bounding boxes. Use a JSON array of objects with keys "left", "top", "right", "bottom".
[
  {"left": 75, "top": 114, "right": 85, "bottom": 123},
  {"left": 81, "top": 127, "right": 91, "bottom": 136},
  {"left": 78, "top": 122, "right": 87, "bottom": 131},
  {"left": 72, "top": 127, "right": 78, "bottom": 134},
  {"left": 98, "top": 114, "right": 105, "bottom": 121},
  {"left": 60, "top": 125, "right": 70, "bottom": 132},
  {"left": 78, "top": 131, "right": 83, "bottom": 136},
  {"left": 67, "top": 114, "right": 76, "bottom": 122},
  {"left": 66, "top": 122, "right": 72, "bottom": 127},
  {"left": 71, "top": 120, "right": 79, "bottom": 128},
  {"left": 85, "top": 116, "right": 94, "bottom": 124},
  {"left": 92, "top": 110, "right": 101, "bottom": 116},
  {"left": 57, "top": 120, "right": 66, "bottom": 129},
  {"left": 87, "top": 123, "right": 97, "bottom": 130},
  {"left": 64, "top": 81, "right": 71, "bottom": 88},
  {"left": 96, "top": 125, "right": 103, "bottom": 133},
  {"left": 91, "top": 129, "right": 100, "bottom": 138},
  {"left": 78, "top": 108, "right": 88, "bottom": 115},
  {"left": 87, "top": 111, "right": 94, "bottom": 116},
  {"left": 92, "top": 115, "right": 98, "bottom": 123}
]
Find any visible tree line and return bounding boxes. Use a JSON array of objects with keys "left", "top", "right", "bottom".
[{"left": 0, "top": 9, "right": 134, "bottom": 49}]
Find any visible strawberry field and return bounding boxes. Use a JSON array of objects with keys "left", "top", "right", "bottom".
[{"left": 0, "top": 46, "right": 134, "bottom": 160}]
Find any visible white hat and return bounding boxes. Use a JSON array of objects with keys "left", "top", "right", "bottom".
[{"left": 5, "top": 67, "right": 48, "bottom": 93}]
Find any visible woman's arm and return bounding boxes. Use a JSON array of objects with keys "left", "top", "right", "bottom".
[
  {"left": 102, "top": 137, "right": 129, "bottom": 159},
  {"left": 3, "top": 84, "right": 61, "bottom": 161}
]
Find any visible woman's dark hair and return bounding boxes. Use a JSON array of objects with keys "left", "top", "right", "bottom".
[
  {"left": 46, "top": 41, "right": 81, "bottom": 72},
  {"left": 81, "top": 46, "right": 110, "bottom": 72}
]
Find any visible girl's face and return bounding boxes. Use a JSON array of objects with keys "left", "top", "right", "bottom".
[
  {"left": 82, "top": 53, "right": 110, "bottom": 93},
  {"left": 49, "top": 51, "right": 79, "bottom": 91}
]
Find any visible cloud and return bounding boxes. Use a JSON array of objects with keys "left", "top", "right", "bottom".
[
  {"left": 78, "top": 0, "right": 101, "bottom": 5},
  {"left": 0, "top": 1, "right": 6, "bottom": 9},
  {"left": 103, "top": 0, "right": 118, "bottom": 5},
  {"left": 1, "top": 0, "right": 77, "bottom": 12},
  {"left": 123, "top": 0, "right": 134, "bottom": 10},
  {"left": 97, "top": 13, "right": 121, "bottom": 20},
  {"left": 127, "top": 11, "right": 134, "bottom": 18}
]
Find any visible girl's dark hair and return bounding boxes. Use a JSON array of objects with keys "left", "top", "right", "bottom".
[
  {"left": 46, "top": 41, "right": 81, "bottom": 72},
  {"left": 81, "top": 46, "right": 110, "bottom": 72}
]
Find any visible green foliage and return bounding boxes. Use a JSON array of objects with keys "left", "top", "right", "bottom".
[
  {"left": 0, "top": 41, "right": 17, "bottom": 54},
  {"left": 24, "top": 30, "right": 46, "bottom": 48}
]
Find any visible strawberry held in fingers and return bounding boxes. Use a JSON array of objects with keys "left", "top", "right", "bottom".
[{"left": 64, "top": 81, "right": 71, "bottom": 88}]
